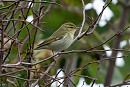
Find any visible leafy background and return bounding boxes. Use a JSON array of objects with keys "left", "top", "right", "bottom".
[{"left": 0, "top": 0, "right": 130, "bottom": 87}]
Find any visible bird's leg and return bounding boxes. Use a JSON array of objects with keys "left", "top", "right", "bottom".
[
  {"left": 52, "top": 51, "right": 58, "bottom": 63},
  {"left": 52, "top": 50, "right": 65, "bottom": 63}
]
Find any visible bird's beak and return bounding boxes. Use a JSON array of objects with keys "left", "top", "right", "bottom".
[{"left": 75, "top": 27, "right": 80, "bottom": 29}]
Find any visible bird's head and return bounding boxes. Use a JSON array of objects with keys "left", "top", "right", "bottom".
[{"left": 62, "top": 22, "right": 80, "bottom": 32}]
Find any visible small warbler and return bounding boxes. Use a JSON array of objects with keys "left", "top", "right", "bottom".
[{"left": 35, "top": 22, "right": 80, "bottom": 52}]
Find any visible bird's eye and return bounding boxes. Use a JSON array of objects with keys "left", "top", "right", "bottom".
[{"left": 69, "top": 26, "right": 74, "bottom": 28}]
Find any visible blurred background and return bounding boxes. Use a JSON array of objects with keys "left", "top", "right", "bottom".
[{"left": 0, "top": 0, "right": 130, "bottom": 87}]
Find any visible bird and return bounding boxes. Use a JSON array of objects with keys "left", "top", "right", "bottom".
[{"left": 34, "top": 22, "right": 80, "bottom": 53}]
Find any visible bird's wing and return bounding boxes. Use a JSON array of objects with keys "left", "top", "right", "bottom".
[
  {"left": 37, "top": 34, "right": 65, "bottom": 48},
  {"left": 34, "top": 28, "right": 66, "bottom": 50}
]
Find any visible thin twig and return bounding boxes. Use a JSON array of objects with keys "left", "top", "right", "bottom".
[
  {"left": 77, "top": 0, "right": 86, "bottom": 36},
  {"left": 91, "top": 61, "right": 102, "bottom": 87},
  {"left": 62, "top": 69, "right": 77, "bottom": 87},
  {"left": 72, "top": 74, "right": 95, "bottom": 80},
  {"left": 1, "top": 0, "right": 62, "bottom": 6},
  {"left": 70, "top": 55, "right": 128, "bottom": 75},
  {"left": 72, "top": 0, "right": 112, "bottom": 44},
  {"left": 31, "top": 54, "right": 62, "bottom": 87}
]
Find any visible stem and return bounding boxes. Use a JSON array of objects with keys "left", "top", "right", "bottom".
[
  {"left": 104, "top": 0, "right": 130, "bottom": 86},
  {"left": 0, "top": 14, "right": 4, "bottom": 77}
]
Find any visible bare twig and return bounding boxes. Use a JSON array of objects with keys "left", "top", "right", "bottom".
[
  {"left": 91, "top": 61, "right": 102, "bottom": 87},
  {"left": 31, "top": 54, "right": 62, "bottom": 87},
  {"left": 104, "top": 0, "right": 130, "bottom": 86},
  {"left": 70, "top": 55, "right": 128, "bottom": 75},
  {"left": 0, "top": 14, "right": 4, "bottom": 76},
  {"left": 72, "top": 0, "right": 112, "bottom": 44},
  {"left": 77, "top": 0, "right": 86, "bottom": 36},
  {"left": 1, "top": 0, "right": 62, "bottom": 6},
  {"left": 72, "top": 74, "right": 95, "bottom": 80},
  {"left": 62, "top": 69, "right": 77, "bottom": 87},
  {"left": 110, "top": 79, "right": 130, "bottom": 87}
]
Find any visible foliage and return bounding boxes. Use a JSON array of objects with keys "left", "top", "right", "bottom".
[{"left": 0, "top": 0, "right": 130, "bottom": 87}]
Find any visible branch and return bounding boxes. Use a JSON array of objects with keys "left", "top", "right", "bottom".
[
  {"left": 1, "top": 0, "right": 62, "bottom": 6},
  {"left": 77, "top": 0, "right": 86, "bottom": 36},
  {"left": 70, "top": 55, "right": 128, "bottom": 75},
  {"left": 72, "top": 0, "right": 112, "bottom": 44}
]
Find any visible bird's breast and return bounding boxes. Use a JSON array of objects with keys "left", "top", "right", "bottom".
[{"left": 49, "top": 33, "right": 74, "bottom": 52}]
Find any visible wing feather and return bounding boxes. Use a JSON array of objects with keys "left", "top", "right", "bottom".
[
  {"left": 35, "top": 27, "right": 66, "bottom": 50},
  {"left": 35, "top": 34, "right": 65, "bottom": 50}
]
